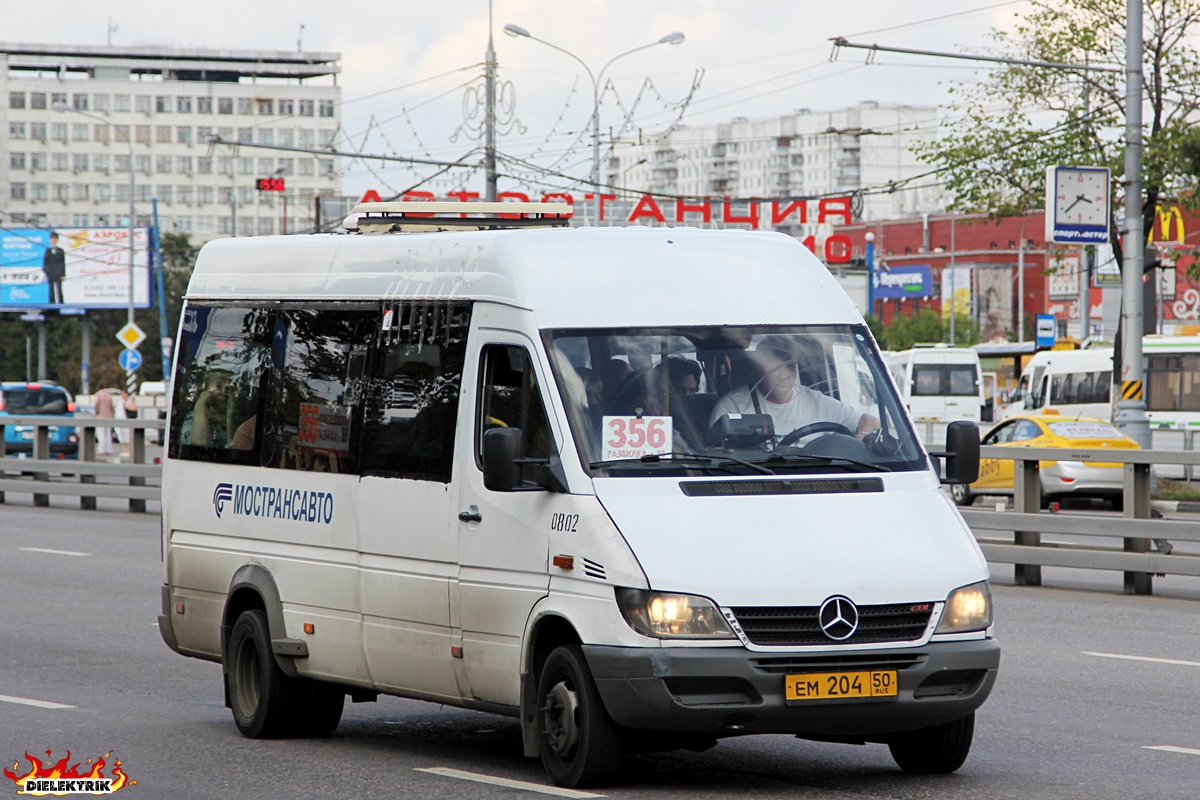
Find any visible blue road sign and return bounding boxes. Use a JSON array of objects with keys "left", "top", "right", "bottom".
[{"left": 118, "top": 348, "right": 143, "bottom": 372}]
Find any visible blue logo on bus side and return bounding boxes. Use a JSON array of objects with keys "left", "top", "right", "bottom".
[{"left": 212, "top": 482, "right": 334, "bottom": 524}]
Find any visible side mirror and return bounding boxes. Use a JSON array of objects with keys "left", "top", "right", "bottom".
[
  {"left": 942, "top": 420, "right": 980, "bottom": 485},
  {"left": 482, "top": 427, "right": 523, "bottom": 492}
]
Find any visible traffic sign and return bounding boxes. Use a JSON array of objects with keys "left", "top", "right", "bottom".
[
  {"left": 116, "top": 321, "right": 146, "bottom": 350},
  {"left": 118, "top": 349, "right": 143, "bottom": 372}
]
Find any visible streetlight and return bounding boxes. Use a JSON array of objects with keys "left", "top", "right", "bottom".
[
  {"left": 504, "top": 23, "right": 684, "bottom": 225},
  {"left": 53, "top": 101, "right": 139, "bottom": 393}
]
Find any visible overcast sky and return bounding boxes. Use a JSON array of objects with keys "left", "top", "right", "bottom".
[{"left": 3, "top": 0, "right": 1030, "bottom": 198}]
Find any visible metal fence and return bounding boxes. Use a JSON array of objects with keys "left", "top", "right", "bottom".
[
  {"left": 0, "top": 414, "right": 163, "bottom": 512},
  {"left": 962, "top": 445, "right": 1200, "bottom": 596}
]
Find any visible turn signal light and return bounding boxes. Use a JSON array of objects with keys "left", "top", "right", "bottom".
[
  {"left": 552, "top": 555, "right": 575, "bottom": 570},
  {"left": 303, "top": 622, "right": 315, "bottom": 635}
]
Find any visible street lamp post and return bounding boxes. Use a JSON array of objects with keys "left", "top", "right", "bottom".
[
  {"left": 864, "top": 231, "right": 876, "bottom": 319},
  {"left": 504, "top": 23, "right": 684, "bottom": 225},
  {"left": 53, "top": 101, "right": 139, "bottom": 393}
]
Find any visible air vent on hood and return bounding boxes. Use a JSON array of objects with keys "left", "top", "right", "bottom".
[
  {"left": 582, "top": 558, "right": 606, "bottom": 580},
  {"left": 679, "top": 477, "right": 884, "bottom": 497}
]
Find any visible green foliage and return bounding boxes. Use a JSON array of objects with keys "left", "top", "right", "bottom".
[
  {"left": 0, "top": 231, "right": 199, "bottom": 396},
  {"left": 877, "top": 310, "right": 981, "bottom": 352}
]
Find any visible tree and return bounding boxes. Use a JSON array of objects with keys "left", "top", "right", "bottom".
[
  {"left": 876, "top": 310, "right": 981, "bottom": 352},
  {"left": 913, "top": 0, "right": 1200, "bottom": 384}
]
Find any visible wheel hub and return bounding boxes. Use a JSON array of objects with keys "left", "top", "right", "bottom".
[{"left": 541, "top": 680, "right": 580, "bottom": 756}]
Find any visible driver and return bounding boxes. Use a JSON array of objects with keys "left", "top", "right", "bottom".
[{"left": 709, "top": 335, "right": 880, "bottom": 441}]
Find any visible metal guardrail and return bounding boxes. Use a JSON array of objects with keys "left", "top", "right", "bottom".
[
  {"left": 962, "top": 444, "right": 1200, "bottom": 596},
  {"left": 0, "top": 414, "right": 164, "bottom": 512}
]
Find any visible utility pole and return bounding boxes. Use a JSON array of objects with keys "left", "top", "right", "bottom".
[
  {"left": 1116, "top": 0, "right": 1149, "bottom": 449},
  {"left": 484, "top": 2, "right": 498, "bottom": 201}
]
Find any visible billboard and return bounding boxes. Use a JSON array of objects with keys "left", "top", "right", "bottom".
[
  {"left": 0, "top": 227, "right": 152, "bottom": 310},
  {"left": 874, "top": 264, "right": 933, "bottom": 300}
]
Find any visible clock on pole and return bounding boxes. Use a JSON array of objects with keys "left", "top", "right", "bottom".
[{"left": 1045, "top": 166, "right": 1111, "bottom": 244}]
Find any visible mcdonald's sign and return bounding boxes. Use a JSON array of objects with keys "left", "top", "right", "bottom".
[{"left": 1148, "top": 204, "right": 1187, "bottom": 248}]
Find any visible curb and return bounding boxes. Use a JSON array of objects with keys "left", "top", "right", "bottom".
[{"left": 1153, "top": 499, "right": 1200, "bottom": 514}]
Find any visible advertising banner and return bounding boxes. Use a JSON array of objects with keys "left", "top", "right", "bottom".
[
  {"left": 874, "top": 264, "right": 933, "bottom": 299},
  {"left": 940, "top": 266, "right": 972, "bottom": 319},
  {"left": 0, "top": 227, "right": 152, "bottom": 310}
]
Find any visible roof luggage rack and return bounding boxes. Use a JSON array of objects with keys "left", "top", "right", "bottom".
[{"left": 344, "top": 201, "right": 572, "bottom": 234}]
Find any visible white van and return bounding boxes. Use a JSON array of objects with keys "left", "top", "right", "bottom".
[
  {"left": 884, "top": 346, "right": 984, "bottom": 445},
  {"left": 157, "top": 203, "right": 998, "bottom": 788},
  {"left": 1003, "top": 347, "right": 1114, "bottom": 421}
]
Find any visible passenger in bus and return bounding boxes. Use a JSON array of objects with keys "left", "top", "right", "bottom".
[
  {"left": 709, "top": 335, "right": 880, "bottom": 441},
  {"left": 183, "top": 369, "right": 257, "bottom": 449}
]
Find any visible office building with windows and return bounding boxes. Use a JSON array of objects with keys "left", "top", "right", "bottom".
[{"left": 1, "top": 42, "right": 342, "bottom": 242}]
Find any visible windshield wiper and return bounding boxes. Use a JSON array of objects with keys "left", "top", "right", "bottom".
[
  {"left": 590, "top": 451, "right": 776, "bottom": 475},
  {"left": 750, "top": 453, "right": 892, "bottom": 473}
]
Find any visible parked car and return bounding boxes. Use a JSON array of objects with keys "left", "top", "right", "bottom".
[
  {"left": 951, "top": 414, "right": 1138, "bottom": 510},
  {"left": 0, "top": 381, "right": 79, "bottom": 458}
]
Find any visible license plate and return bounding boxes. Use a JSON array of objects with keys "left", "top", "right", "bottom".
[{"left": 785, "top": 670, "right": 898, "bottom": 701}]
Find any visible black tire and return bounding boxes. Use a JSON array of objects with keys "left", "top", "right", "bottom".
[
  {"left": 536, "top": 645, "right": 624, "bottom": 788},
  {"left": 949, "top": 483, "right": 974, "bottom": 507},
  {"left": 888, "top": 712, "right": 974, "bottom": 774},
  {"left": 227, "top": 609, "right": 344, "bottom": 739}
]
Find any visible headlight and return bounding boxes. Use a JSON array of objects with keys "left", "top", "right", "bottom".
[
  {"left": 935, "top": 581, "right": 993, "bottom": 634},
  {"left": 615, "top": 588, "right": 736, "bottom": 639}
]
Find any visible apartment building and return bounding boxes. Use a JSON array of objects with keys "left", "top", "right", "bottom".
[
  {"left": 606, "top": 101, "right": 945, "bottom": 236},
  {"left": 1, "top": 42, "right": 342, "bottom": 242}
]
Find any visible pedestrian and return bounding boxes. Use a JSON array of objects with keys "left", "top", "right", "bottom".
[
  {"left": 94, "top": 388, "right": 115, "bottom": 457},
  {"left": 115, "top": 389, "right": 137, "bottom": 459}
]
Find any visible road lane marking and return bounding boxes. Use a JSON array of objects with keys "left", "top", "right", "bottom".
[
  {"left": 1083, "top": 651, "right": 1200, "bottom": 667},
  {"left": 1144, "top": 746, "right": 1200, "bottom": 756},
  {"left": 19, "top": 547, "right": 89, "bottom": 557},
  {"left": 415, "top": 767, "right": 605, "bottom": 798},
  {"left": 0, "top": 694, "right": 75, "bottom": 710}
]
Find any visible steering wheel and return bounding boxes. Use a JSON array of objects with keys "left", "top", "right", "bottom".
[{"left": 777, "top": 421, "right": 855, "bottom": 447}]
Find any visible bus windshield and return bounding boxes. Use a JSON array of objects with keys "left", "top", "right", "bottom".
[{"left": 544, "top": 325, "right": 927, "bottom": 477}]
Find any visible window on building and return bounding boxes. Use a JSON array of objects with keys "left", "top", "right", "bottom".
[
  {"left": 51, "top": 153, "right": 68, "bottom": 172},
  {"left": 156, "top": 155, "right": 173, "bottom": 173},
  {"left": 73, "top": 93, "right": 89, "bottom": 111},
  {"left": 257, "top": 157, "right": 274, "bottom": 173},
  {"left": 177, "top": 155, "right": 193, "bottom": 174},
  {"left": 198, "top": 156, "right": 213, "bottom": 175},
  {"left": 30, "top": 92, "right": 46, "bottom": 110},
  {"left": 73, "top": 214, "right": 89, "bottom": 227},
  {"left": 30, "top": 122, "right": 46, "bottom": 142},
  {"left": 177, "top": 126, "right": 193, "bottom": 144},
  {"left": 114, "top": 94, "right": 131, "bottom": 113},
  {"left": 238, "top": 186, "right": 254, "bottom": 204},
  {"left": 73, "top": 184, "right": 89, "bottom": 201},
  {"left": 158, "top": 185, "right": 173, "bottom": 203},
  {"left": 72, "top": 123, "right": 89, "bottom": 142},
  {"left": 319, "top": 158, "right": 334, "bottom": 176},
  {"left": 32, "top": 183, "right": 47, "bottom": 201},
  {"left": 277, "top": 158, "right": 293, "bottom": 176},
  {"left": 237, "top": 217, "right": 254, "bottom": 236},
  {"left": 155, "top": 96, "right": 170, "bottom": 113},
  {"left": 319, "top": 129, "right": 336, "bottom": 146},
  {"left": 298, "top": 159, "right": 314, "bottom": 176},
  {"left": 218, "top": 157, "right": 233, "bottom": 176},
  {"left": 9, "top": 122, "right": 26, "bottom": 140},
  {"left": 278, "top": 128, "right": 295, "bottom": 147},
  {"left": 238, "top": 157, "right": 254, "bottom": 176},
  {"left": 178, "top": 186, "right": 193, "bottom": 205},
  {"left": 257, "top": 218, "right": 274, "bottom": 236},
  {"left": 237, "top": 127, "right": 252, "bottom": 144},
  {"left": 135, "top": 95, "right": 152, "bottom": 114},
  {"left": 299, "top": 99, "right": 314, "bottom": 117},
  {"left": 198, "top": 186, "right": 214, "bottom": 205},
  {"left": 177, "top": 96, "right": 193, "bottom": 113},
  {"left": 217, "top": 97, "right": 233, "bottom": 114},
  {"left": 51, "top": 123, "right": 68, "bottom": 143},
  {"left": 196, "top": 125, "right": 212, "bottom": 143},
  {"left": 197, "top": 96, "right": 212, "bottom": 114},
  {"left": 73, "top": 154, "right": 89, "bottom": 173},
  {"left": 256, "top": 98, "right": 274, "bottom": 115},
  {"left": 51, "top": 92, "right": 67, "bottom": 107},
  {"left": 93, "top": 94, "right": 109, "bottom": 113},
  {"left": 136, "top": 185, "right": 152, "bottom": 202},
  {"left": 279, "top": 99, "right": 294, "bottom": 116},
  {"left": 217, "top": 126, "right": 233, "bottom": 141},
  {"left": 156, "top": 126, "right": 172, "bottom": 143},
  {"left": 10, "top": 152, "right": 26, "bottom": 170},
  {"left": 93, "top": 124, "right": 109, "bottom": 144},
  {"left": 115, "top": 154, "right": 131, "bottom": 173},
  {"left": 298, "top": 128, "right": 314, "bottom": 147},
  {"left": 30, "top": 153, "right": 47, "bottom": 172},
  {"left": 95, "top": 185, "right": 111, "bottom": 202},
  {"left": 54, "top": 183, "right": 70, "bottom": 202},
  {"left": 237, "top": 98, "right": 253, "bottom": 115},
  {"left": 9, "top": 183, "right": 26, "bottom": 200},
  {"left": 94, "top": 154, "right": 109, "bottom": 173},
  {"left": 135, "top": 125, "right": 151, "bottom": 144},
  {"left": 9, "top": 92, "right": 26, "bottom": 109},
  {"left": 135, "top": 155, "right": 151, "bottom": 175},
  {"left": 319, "top": 100, "right": 335, "bottom": 117},
  {"left": 256, "top": 129, "right": 274, "bottom": 146},
  {"left": 114, "top": 125, "right": 130, "bottom": 145}
]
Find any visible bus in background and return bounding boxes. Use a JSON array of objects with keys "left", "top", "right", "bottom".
[
  {"left": 884, "top": 345, "right": 984, "bottom": 446},
  {"left": 1003, "top": 348, "right": 1113, "bottom": 421}
]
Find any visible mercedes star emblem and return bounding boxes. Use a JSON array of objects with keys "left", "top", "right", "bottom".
[{"left": 818, "top": 595, "right": 859, "bottom": 641}]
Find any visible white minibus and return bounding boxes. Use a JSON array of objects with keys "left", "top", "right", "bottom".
[
  {"left": 1003, "top": 347, "right": 1114, "bottom": 421},
  {"left": 158, "top": 203, "right": 997, "bottom": 788},
  {"left": 884, "top": 346, "right": 984, "bottom": 445}
]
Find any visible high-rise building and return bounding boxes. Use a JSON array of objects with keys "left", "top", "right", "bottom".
[
  {"left": 606, "top": 101, "right": 945, "bottom": 235},
  {"left": 1, "top": 42, "right": 342, "bottom": 242}
]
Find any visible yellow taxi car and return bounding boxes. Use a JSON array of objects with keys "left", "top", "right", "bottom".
[{"left": 950, "top": 414, "right": 1139, "bottom": 510}]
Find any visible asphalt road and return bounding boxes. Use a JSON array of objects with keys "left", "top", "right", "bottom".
[{"left": 1, "top": 498, "right": 1198, "bottom": 799}]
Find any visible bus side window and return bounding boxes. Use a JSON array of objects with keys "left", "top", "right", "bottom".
[{"left": 476, "top": 345, "right": 553, "bottom": 486}]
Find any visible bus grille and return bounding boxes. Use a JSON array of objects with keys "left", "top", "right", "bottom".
[{"left": 730, "top": 603, "right": 934, "bottom": 646}]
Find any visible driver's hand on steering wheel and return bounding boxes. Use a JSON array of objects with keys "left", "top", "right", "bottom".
[{"left": 862, "top": 428, "right": 901, "bottom": 456}]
